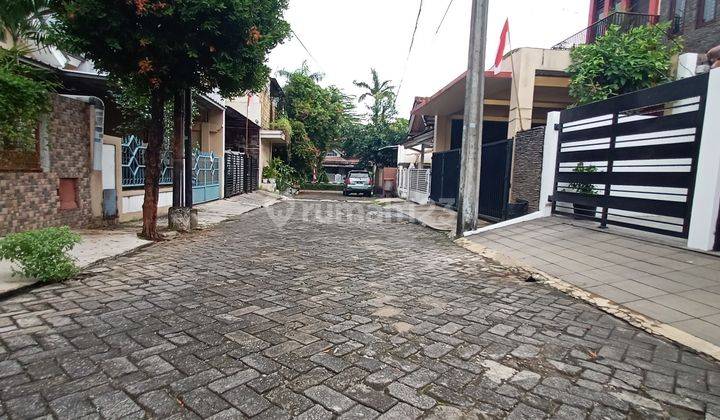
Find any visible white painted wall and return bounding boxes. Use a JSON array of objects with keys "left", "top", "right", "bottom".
[
  {"left": 101, "top": 144, "right": 116, "bottom": 190},
  {"left": 226, "top": 95, "right": 262, "bottom": 126},
  {"left": 122, "top": 191, "right": 173, "bottom": 214},
  {"left": 539, "top": 112, "right": 561, "bottom": 216},
  {"left": 687, "top": 68, "right": 720, "bottom": 251},
  {"left": 397, "top": 145, "right": 432, "bottom": 166}
]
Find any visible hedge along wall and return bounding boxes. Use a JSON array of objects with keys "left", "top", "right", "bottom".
[
  {"left": 0, "top": 95, "right": 93, "bottom": 235},
  {"left": 511, "top": 126, "right": 546, "bottom": 213}
]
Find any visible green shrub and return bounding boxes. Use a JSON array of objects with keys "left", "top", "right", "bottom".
[
  {"left": 262, "top": 158, "right": 299, "bottom": 192},
  {"left": 0, "top": 226, "right": 81, "bottom": 281},
  {"left": 569, "top": 162, "right": 598, "bottom": 195},
  {"left": 568, "top": 23, "right": 681, "bottom": 105},
  {"left": 300, "top": 182, "right": 344, "bottom": 191}
]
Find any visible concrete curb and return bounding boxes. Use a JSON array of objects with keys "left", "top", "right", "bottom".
[{"left": 455, "top": 237, "right": 720, "bottom": 363}]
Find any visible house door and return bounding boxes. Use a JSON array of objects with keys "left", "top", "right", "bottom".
[{"left": 101, "top": 143, "right": 118, "bottom": 218}]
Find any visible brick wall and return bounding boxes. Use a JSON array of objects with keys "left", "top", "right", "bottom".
[
  {"left": 511, "top": 127, "right": 545, "bottom": 212},
  {"left": 260, "top": 88, "right": 271, "bottom": 129},
  {"left": 661, "top": 0, "right": 720, "bottom": 54},
  {"left": 0, "top": 96, "right": 92, "bottom": 235}
]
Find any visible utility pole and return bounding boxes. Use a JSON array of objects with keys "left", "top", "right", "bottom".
[
  {"left": 456, "top": 0, "right": 489, "bottom": 236},
  {"left": 184, "top": 88, "right": 193, "bottom": 208}
]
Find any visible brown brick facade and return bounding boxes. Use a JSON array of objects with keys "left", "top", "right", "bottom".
[
  {"left": 661, "top": 0, "right": 720, "bottom": 53},
  {"left": 510, "top": 126, "right": 546, "bottom": 212},
  {"left": 0, "top": 96, "right": 93, "bottom": 235}
]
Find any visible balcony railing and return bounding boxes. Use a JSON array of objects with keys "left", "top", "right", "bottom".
[{"left": 552, "top": 12, "right": 660, "bottom": 50}]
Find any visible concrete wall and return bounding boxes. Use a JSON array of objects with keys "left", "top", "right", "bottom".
[
  {"left": 119, "top": 187, "right": 173, "bottom": 222},
  {"left": 510, "top": 127, "right": 546, "bottom": 212},
  {"left": 507, "top": 48, "right": 571, "bottom": 138},
  {"left": 259, "top": 141, "right": 272, "bottom": 179},
  {"left": 227, "top": 95, "right": 262, "bottom": 127},
  {"left": 434, "top": 116, "right": 452, "bottom": 152},
  {"left": 0, "top": 96, "right": 95, "bottom": 235},
  {"left": 660, "top": 0, "right": 720, "bottom": 54}
]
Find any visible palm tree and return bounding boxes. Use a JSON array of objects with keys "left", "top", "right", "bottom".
[
  {"left": 0, "top": 0, "right": 51, "bottom": 47},
  {"left": 353, "top": 68, "right": 396, "bottom": 124}
]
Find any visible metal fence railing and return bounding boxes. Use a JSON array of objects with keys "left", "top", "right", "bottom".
[
  {"left": 121, "top": 135, "right": 173, "bottom": 187},
  {"left": 552, "top": 12, "right": 660, "bottom": 50}
]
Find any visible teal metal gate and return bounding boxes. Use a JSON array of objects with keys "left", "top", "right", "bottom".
[{"left": 192, "top": 151, "right": 220, "bottom": 204}]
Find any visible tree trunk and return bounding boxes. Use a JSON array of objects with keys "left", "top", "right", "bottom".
[{"left": 140, "top": 89, "right": 166, "bottom": 240}]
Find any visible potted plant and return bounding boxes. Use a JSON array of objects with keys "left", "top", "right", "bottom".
[{"left": 569, "top": 162, "right": 598, "bottom": 219}]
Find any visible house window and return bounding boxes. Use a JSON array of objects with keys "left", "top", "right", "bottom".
[
  {"left": 669, "top": 0, "right": 687, "bottom": 33},
  {"left": 698, "top": 0, "right": 717, "bottom": 24},
  {"left": 58, "top": 178, "right": 79, "bottom": 210}
]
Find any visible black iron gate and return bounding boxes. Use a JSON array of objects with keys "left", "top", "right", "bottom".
[
  {"left": 479, "top": 139, "right": 513, "bottom": 221},
  {"left": 430, "top": 149, "right": 461, "bottom": 208},
  {"left": 224, "top": 151, "right": 245, "bottom": 198},
  {"left": 244, "top": 155, "right": 259, "bottom": 193},
  {"left": 552, "top": 73, "right": 709, "bottom": 238}
]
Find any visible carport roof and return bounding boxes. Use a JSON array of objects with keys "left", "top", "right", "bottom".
[{"left": 412, "top": 70, "right": 512, "bottom": 117}]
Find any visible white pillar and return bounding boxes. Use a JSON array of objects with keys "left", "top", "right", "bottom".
[
  {"left": 687, "top": 68, "right": 720, "bottom": 251},
  {"left": 538, "top": 112, "right": 561, "bottom": 217},
  {"left": 677, "top": 53, "right": 698, "bottom": 80}
]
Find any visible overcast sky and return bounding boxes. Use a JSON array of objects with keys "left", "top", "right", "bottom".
[{"left": 268, "top": 0, "right": 588, "bottom": 119}]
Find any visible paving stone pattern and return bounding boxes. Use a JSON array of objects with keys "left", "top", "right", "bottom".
[{"left": 1, "top": 201, "right": 719, "bottom": 419}]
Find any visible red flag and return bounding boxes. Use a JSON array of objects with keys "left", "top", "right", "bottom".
[{"left": 493, "top": 19, "right": 509, "bottom": 75}]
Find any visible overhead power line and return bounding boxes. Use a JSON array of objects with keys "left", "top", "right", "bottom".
[
  {"left": 435, "top": 0, "right": 455, "bottom": 36},
  {"left": 290, "top": 28, "right": 325, "bottom": 74},
  {"left": 395, "top": 0, "right": 424, "bottom": 106}
]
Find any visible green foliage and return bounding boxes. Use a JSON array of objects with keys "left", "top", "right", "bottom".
[
  {"left": 270, "top": 116, "right": 293, "bottom": 140},
  {"left": 569, "top": 162, "right": 598, "bottom": 195},
  {"left": 262, "top": 157, "right": 298, "bottom": 192},
  {"left": 0, "top": 0, "right": 51, "bottom": 46},
  {"left": 299, "top": 182, "right": 343, "bottom": 191},
  {"left": 342, "top": 118, "right": 408, "bottom": 168},
  {"left": 0, "top": 47, "right": 56, "bottom": 151},
  {"left": 568, "top": 23, "right": 682, "bottom": 105},
  {"left": 50, "top": 0, "right": 291, "bottom": 97},
  {"left": 342, "top": 68, "right": 406, "bottom": 168},
  {"left": 280, "top": 63, "right": 355, "bottom": 179},
  {"left": 0, "top": 226, "right": 81, "bottom": 282},
  {"left": 353, "top": 68, "right": 396, "bottom": 125}
]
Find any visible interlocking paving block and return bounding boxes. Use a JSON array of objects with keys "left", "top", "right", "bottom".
[{"left": 0, "top": 201, "right": 718, "bottom": 419}]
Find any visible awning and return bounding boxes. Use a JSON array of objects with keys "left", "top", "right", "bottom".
[{"left": 413, "top": 71, "right": 512, "bottom": 117}]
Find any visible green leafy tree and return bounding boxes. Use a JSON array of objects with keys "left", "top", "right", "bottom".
[
  {"left": 280, "top": 63, "right": 355, "bottom": 181},
  {"left": 0, "top": 47, "right": 56, "bottom": 154},
  {"left": 353, "top": 68, "right": 396, "bottom": 124},
  {"left": 50, "top": 0, "right": 290, "bottom": 239},
  {"left": 342, "top": 118, "right": 408, "bottom": 168},
  {"left": 568, "top": 23, "right": 682, "bottom": 105}
]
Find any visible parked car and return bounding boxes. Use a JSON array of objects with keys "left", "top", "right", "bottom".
[{"left": 343, "top": 170, "right": 373, "bottom": 197}]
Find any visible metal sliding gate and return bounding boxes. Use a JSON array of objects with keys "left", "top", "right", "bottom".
[
  {"left": 192, "top": 151, "right": 221, "bottom": 204},
  {"left": 244, "top": 155, "right": 259, "bottom": 193},
  {"left": 224, "top": 151, "right": 245, "bottom": 198},
  {"left": 478, "top": 139, "right": 513, "bottom": 221},
  {"left": 552, "top": 73, "right": 709, "bottom": 238},
  {"left": 430, "top": 149, "right": 461, "bottom": 208}
]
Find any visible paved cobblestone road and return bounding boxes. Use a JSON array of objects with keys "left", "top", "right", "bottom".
[{"left": 1, "top": 201, "right": 720, "bottom": 419}]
